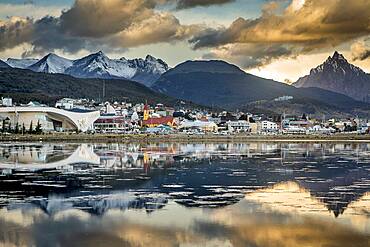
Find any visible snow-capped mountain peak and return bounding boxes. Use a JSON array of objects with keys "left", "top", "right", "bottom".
[
  {"left": 6, "top": 52, "right": 170, "bottom": 86},
  {"left": 126, "top": 55, "right": 169, "bottom": 86},
  {"left": 6, "top": 58, "right": 38, "bottom": 69},
  {"left": 28, "top": 53, "right": 73, "bottom": 74},
  {"left": 66, "top": 51, "right": 137, "bottom": 79}
]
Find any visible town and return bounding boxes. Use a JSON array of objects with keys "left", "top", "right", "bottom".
[{"left": 0, "top": 96, "right": 367, "bottom": 136}]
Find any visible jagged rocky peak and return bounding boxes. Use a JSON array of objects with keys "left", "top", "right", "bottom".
[
  {"left": 93, "top": 50, "right": 108, "bottom": 58},
  {"left": 294, "top": 51, "right": 370, "bottom": 101},
  {"left": 145, "top": 54, "right": 157, "bottom": 61},
  {"left": 83, "top": 51, "right": 110, "bottom": 63},
  {"left": 311, "top": 51, "right": 364, "bottom": 75},
  {"left": 332, "top": 51, "right": 345, "bottom": 60},
  {"left": 325, "top": 51, "right": 348, "bottom": 66},
  {"left": 129, "top": 55, "right": 169, "bottom": 73}
]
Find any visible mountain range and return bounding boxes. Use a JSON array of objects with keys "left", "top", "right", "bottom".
[
  {"left": 5, "top": 52, "right": 169, "bottom": 87},
  {"left": 152, "top": 58, "right": 370, "bottom": 116},
  {"left": 294, "top": 51, "right": 370, "bottom": 102},
  {"left": 0, "top": 66, "right": 184, "bottom": 106},
  {"left": 1, "top": 51, "right": 370, "bottom": 117}
]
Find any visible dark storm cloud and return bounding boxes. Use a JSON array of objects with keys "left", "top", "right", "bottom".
[
  {"left": 175, "top": 0, "right": 235, "bottom": 9},
  {"left": 0, "top": 17, "right": 33, "bottom": 50},
  {"left": 0, "top": 0, "right": 205, "bottom": 56}
]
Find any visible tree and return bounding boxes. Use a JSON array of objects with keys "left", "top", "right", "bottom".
[
  {"left": 22, "top": 123, "right": 26, "bottom": 135},
  {"left": 35, "top": 120, "right": 42, "bottom": 134},
  {"left": 29, "top": 121, "right": 33, "bottom": 134},
  {"left": 14, "top": 123, "right": 19, "bottom": 134},
  {"left": 1, "top": 120, "right": 5, "bottom": 133}
]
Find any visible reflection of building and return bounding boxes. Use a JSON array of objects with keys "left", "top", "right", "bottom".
[
  {"left": 0, "top": 144, "right": 100, "bottom": 170},
  {"left": 0, "top": 142, "right": 369, "bottom": 219},
  {"left": 0, "top": 107, "right": 100, "bottom": 132}
]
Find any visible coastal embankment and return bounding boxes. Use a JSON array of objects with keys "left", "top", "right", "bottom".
[{"left": 1, "top": 133, "right": 370, "bottom": 143}]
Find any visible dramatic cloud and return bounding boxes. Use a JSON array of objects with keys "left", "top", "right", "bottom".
[
  {"left": 190, "top": 0, "right": 370, "bottom": 68},
  {"left": 0, "top": 0, "right": 207, "bottom": 56},
  {"left": 0, "top": 17, "right": 33, "bottom": 51},
  {"left": 59, "top": 0, "right": 155, "bottom": 38},
  {"left": 110, "top": 13, "right": 203, "bottom": 47},
  {"left": 203, "top": 43, "right": 295, "bottom": 68},
  {"left": 175, "top": 0, "right": 235, "bottom": 10},
  {"left": 351, "top": 39, "right": 370, "bottom": 61}
]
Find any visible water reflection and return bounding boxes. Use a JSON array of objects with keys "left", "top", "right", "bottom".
[{"left": 0, "top": 142, "right": 369, "bottom": 246}]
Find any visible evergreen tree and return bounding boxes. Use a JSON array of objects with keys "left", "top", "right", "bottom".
[
  {"left": 14, "top": 123, "right": 19, "bottom": 134},
  {"left": 1, "top": 120, "right": 5, "bottom": 133},
  {"left": 29, "top": 121, "right": 33, "bottom": 134},
  {"left": 35, "top": 120, "right": 42, "bottom": 134},
  {"left": 22, "top": 123, "right": 26, "bottom": 135},
  {"left": 6, "top": 124, "right": 11, "bottom": 133}
]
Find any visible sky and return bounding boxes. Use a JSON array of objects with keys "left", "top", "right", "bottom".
[{"left": 0, "top": 0, "right": 369, "bottom": 82}]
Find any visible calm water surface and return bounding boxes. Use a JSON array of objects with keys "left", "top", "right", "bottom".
[{"left": 0, "top": 142, "right": 369, "bottom": 247}]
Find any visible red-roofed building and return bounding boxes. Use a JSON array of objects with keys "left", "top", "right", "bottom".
[{"left": 142, "top": 116, "right": 176, "bottom": 128}]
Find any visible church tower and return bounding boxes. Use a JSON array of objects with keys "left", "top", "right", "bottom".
[{"left": 143, "top": 104, "right": 150, "bottom": 121}]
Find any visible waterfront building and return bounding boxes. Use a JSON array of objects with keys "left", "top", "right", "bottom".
[
  {"left": 226, "top": 120, "right": 250, "bottom": 133},
  {"left": 94, "top": 115, "right": 131, "bottom": 133},
  {"left": 0, "top": 107, "right": 100, "bottom": 132},
  {"left": 145, "top": 125, "right": 173, "bottom": 134},
  {"left": 142, "top": 116, "right": 176, "bottom": 128},
  {"left": 308, "top": 125, "right": 335, "bottom": 134},
  {"left": 260, "top": 120, "right": 279, "bottom": 132},
  {"left": 179, "top": 120, "right": 218, "bottom": 132}
]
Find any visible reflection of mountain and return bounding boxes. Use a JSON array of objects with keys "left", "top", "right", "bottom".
[
  {"left": 245, "top": 181, "right": 370, "bottom": 218},
  {"left": 0, "top": 142, "right": 369, "bottom": 218},
  {"left": 28, "top": 192, "right": 168, "bottom": 215},
  {"left": 1, "top": 202, "right": 368, "bottom": 247}
]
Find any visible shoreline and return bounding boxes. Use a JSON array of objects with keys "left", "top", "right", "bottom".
[{"left": 1, "top": 133, "right": 370, "bottom": 143}]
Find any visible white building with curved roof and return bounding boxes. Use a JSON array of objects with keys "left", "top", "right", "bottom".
[{"left": 0, "top": 106, "right": 100, "bottom": 132}]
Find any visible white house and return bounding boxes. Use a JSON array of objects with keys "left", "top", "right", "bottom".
[
  {"left": 179, "top": 120, "right": 218, "bottom": 132},
  {"left": 1, "top": 97, "right": 12, "bottom": 107},
  {"left": 260, "top": 120, "right": 279, "bottom": 132},
  {"left": 227, "top": 120, "right": 250, "bottom": 133},
  {"left": 55, "top": 98, "right": 75, "bottom": 110}
]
